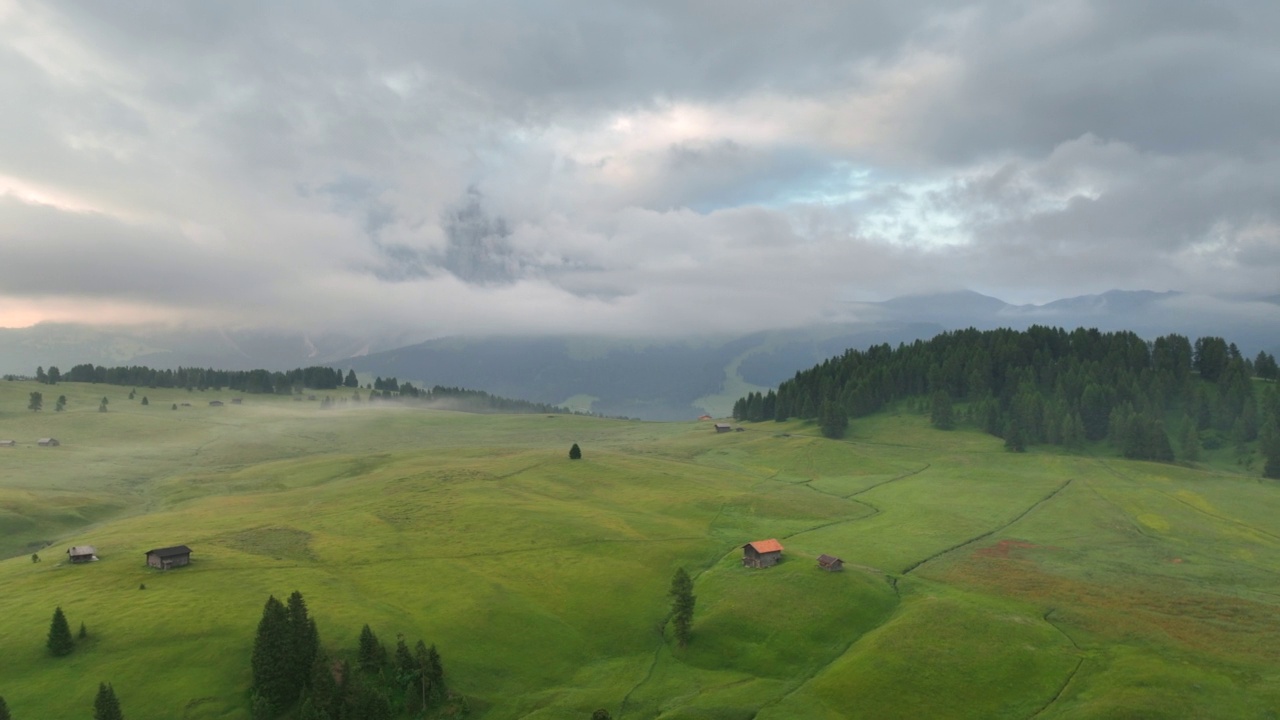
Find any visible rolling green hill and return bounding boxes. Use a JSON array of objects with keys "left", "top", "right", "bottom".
[{"left": 1, "top": 380, "right": 1278, "bottom": 718}]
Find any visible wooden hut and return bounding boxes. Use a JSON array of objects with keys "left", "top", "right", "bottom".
[
  {"left": 231, "top": 398, "right": 243, "bottom": 404},
  {"left": 0, "top": 440, "right": 15, "bottom": 447},
  {"left": 37, "top": 437, "right": 60, "bottom": 447},
  {"left": 145, "top": 545, "right": 192, "bottom": 570},
  {"left": 208, "top": 400, "right": 224, "bottom": 407},
  {"left": 67, "top": 545, "right": 98, "bottom": 563},
  {"left": 743, "top": 539, "right": 784, "bottom": 568},
  {"left": 817, "top": 554, "right": 845, "bottom": 572},
  {"left": 714, "top": 423, "right": 732, "bottom": 433}
]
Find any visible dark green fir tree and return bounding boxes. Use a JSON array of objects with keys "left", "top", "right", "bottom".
[
  {"left": 92, "top": 682, "right": 124, "bottom": 720},
  {"left": 47, "top": 606, "right": 74, "bottom": 656}
]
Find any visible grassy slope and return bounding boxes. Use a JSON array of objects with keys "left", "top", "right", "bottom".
[{"left": 0, "top": 382, "right": 1278, "bottom": 718}]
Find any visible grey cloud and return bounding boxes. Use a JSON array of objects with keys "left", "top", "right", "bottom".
[{"left": 2, "top": 1, "right": 1277, "bottom": 336}]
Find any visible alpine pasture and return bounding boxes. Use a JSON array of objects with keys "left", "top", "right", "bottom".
[{"left": 1, "top": 381, "right": 1278, "bottom": 719}]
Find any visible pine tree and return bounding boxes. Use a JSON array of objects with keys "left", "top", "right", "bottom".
[
  {"left": 140, "top": 396, "right": 149, "bottom": 406},
  {"left": 92, "top": 682, "right": 124, "bottom": 720},
  {"left": 27, "top": 391, "right": 42, "bottom": 412},
  {"left": 286, "top": 591, "right": 319, "bottom": 697},
  {"left": 668, "top": 568, "right": 696, "bottom": 648},
  {"left": 47, "top": 606, "right": 74, "bottom": 656},
  {"left": 591, "top": 711, "right": 613, "bottom": 720},
  {"left": 930, "top": 391, "right": 955, "bottom": 430},
  {"left": 569, "top": 443, "right": 582, "bottom": 460},
  {"left": 357, "top": 624, "right": 384, "bottom": 672},
  {"left": 79, "top": 621, "right": 88, "bottom": 639},
  {"left": 99, "top": 397, "right": 109, "bottom": 413},
  {"left": 251, "top": 595, "right": 293, "bottom": 714},
  {"left": 0, "top": 695, "right": 10, "bottom": 720},
  {"left": 425, "top": 644, "right": 445, "bottom": 704},
  {"left": 819, "top": 400, "right": 848, "bottom": 439},
  {"left": 344, "top": 370, "right": 358, "bottom": 388},
  {"left": 55, "top": 395, "right": 66, "bottom": 412}
]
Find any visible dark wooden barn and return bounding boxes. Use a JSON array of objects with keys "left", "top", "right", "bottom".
[
  {"left": 817, "top": 554, "right": 845, "bottom": 572},
  {"left": 208, "top": 400, "right": 224, "bottom": 407},
  {"left": 67, "top": 545, "right": 98, "bottom": 563},
  {"left": 0, "top": 439, "right": 15, "bottom": 447},
  {"left": 743, "top": 539, "right": 784, "bottom": 568},
  {"left": 145, "top": 545, "right": 192, "bottom": 570},
  {"left": 714, "top": 423, "right": 732, "bottom": 433},
  {"left": 38, "top": 437, "right": 60, "bottom": 447}
]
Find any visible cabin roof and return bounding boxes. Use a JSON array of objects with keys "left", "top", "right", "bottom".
[
  {"left": 68, "top": 545, "right": 97, "bottom": 555},
  {"left": 745, "top": 539, "right": 784, "bottom": 554},
  {"left": 817, "top": 553, "right": 842, "bottom": 564},
  {"left": 145, "top": 545, "right": 192, "bottom": 558}
]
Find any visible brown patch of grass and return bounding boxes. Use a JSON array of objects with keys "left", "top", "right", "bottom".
[{"left": 933, "top": 555, "right": 1280, "bottom": 665}]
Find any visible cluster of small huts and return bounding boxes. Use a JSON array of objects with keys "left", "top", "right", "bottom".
[
  {"left": 59, "top": 543, "right": 193, "bottom": 570},
  {"left": 0, "top": 438, "right": 60, "bottom": 447},
  {"left": 742, "top": 538, "right": 844, "bottom": 572}
]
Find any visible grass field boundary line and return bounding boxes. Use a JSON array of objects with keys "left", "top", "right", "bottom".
[
  {"left": 900, "top": 478, "right": 1074, "bottom": 576},
  {"left": 845, "top": 462, "right": 931, "bottom": 498},
  {"left": 1027, "top": 609, "right": 1085, "bottom": 719}
]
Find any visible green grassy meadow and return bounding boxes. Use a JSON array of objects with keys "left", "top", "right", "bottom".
[{"left": 1, "top": 380, "right": 1279, "bottom": 719}]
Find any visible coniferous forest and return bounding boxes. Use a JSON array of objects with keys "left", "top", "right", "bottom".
[{"left": 733, "top": 326, "right": 1280, "bottom": 476}]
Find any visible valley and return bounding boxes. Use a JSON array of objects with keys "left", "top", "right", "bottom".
[{"left": 1, "top": 380, "right": 1278, "bottom": 718}]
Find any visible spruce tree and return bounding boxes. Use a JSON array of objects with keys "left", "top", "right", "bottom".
[
  {"left": 0, "top": 695, "right": 10, "bottom": 720},
  {"left": 47, "top": 606, "right": 74, "bottom": 656},
  {"left": 668, "top": 568, "right": 696, "bottom": 648},
  {"left": 286, "top": 591, "right": 319, "bottom": 697},
  {"left": 357, "top": 624, "right": 384, "bottom": 672},
  {"left": 27, "top": 391, "right": 41, "bottom": 412},
  {"left": 569, "top": 443, "right": 582, "bottom": 460},
  {"left": 930, "top": 391, "right": 955, "bottom": 430},
  {"left": 251, "top": 595, "right": 292, "bottom": 713},
  {"left": 425, "top": 644, "right": 445, "bottom": 704},
  {"left": 55, "top": 395, "right": 66, "bottom": 412},
  {"left": 92, "top": 682, "right": 124, "bottom": 720},
  {"left": 592, "top": 711, "right": 613, "bottom": 720}
]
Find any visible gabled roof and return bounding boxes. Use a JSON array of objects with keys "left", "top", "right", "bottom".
[
  {"left": 145, "top": 545, "right": 192, "bottom": 558},
  {"left": 745, "top": 539, "right": 783, "bottom": 554},
  {"left": 817, "top": 553, "right": 843, "bottom": 565},
  {"left": 68, "top": 545, "right": 97, "bottom": 556}
]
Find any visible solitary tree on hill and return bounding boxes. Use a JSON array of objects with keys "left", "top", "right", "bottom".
[
  {"left": 141, "top": 396, "right": 149, "bottom": 406},
  {"left": 0, "top": 694, "right": 11, "bottom": 720},
  {"left": 569, "top": 443, "right": 582, "bottom": 460},
  {"left": 668, "top": 568, "right": 696, "bottom": 648},
  {"left": 55, "top": 395, "right": 66, "bottom": 412},
  {"left": 47, "top": 606, "right": 74, "bottom": 656},
  {"left": 99, "top": 397, "right": 109, "bottom": 413},
  {"left": 92, "top": 682, "right": 123, "bottom": 720},
  {"left": 27, "top": 391, "right": 42, "bottom": 412}
]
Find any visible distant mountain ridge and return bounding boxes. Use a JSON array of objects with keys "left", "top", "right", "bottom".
[{"left": 3, "top": 290, "right": 1276, "bottom": 420}]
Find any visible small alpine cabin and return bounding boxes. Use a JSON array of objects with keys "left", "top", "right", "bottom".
[
  {"left": 743, "top": 539, "right": 784, "bottom": 568},
  {"left": 208, "top": 400, "right": 224, "bottom": 407},
  {"left": 817, "top": 554, "right": 845, "bottom": 572},
  {"left": 38, "top": 437, "right": 60, "bottom": 447},
  {"left": 145, "top": 545, "right": 192, "bottom": 570},
  {"left": 0, "top": 440, "right": 15, "bottom": 447},
  {"left": 714, "top": 423, "right": 732, "bottom": 433},
  {"left": 67, "top": 545, "right": 98, "bottom": 563}
]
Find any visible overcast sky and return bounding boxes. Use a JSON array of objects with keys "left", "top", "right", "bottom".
[{"left": 1, "top": 0, "right": 1277, "bottom": 336}]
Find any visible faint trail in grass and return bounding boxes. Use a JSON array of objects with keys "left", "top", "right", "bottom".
[
  {"left": 619, "top": 546, "right": 738, "bottom": 719},
  {"left": 1028, "top": 609, "right": 1085, "bottom": 719},
  {"left": 900, "top": 478, "right": 1074, "bottom": 576}
]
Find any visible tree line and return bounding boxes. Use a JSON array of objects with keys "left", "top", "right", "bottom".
[
  {"left": 25, "top": 362, "right": 579, "bottom": 416},
  {"left": 733, "top": 326, "right": 1280, "bottom": 475}
]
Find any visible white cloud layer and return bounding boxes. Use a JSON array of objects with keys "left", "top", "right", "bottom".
[{"left": 1, "top": 0, "right": 1277, "bottom": 333}]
